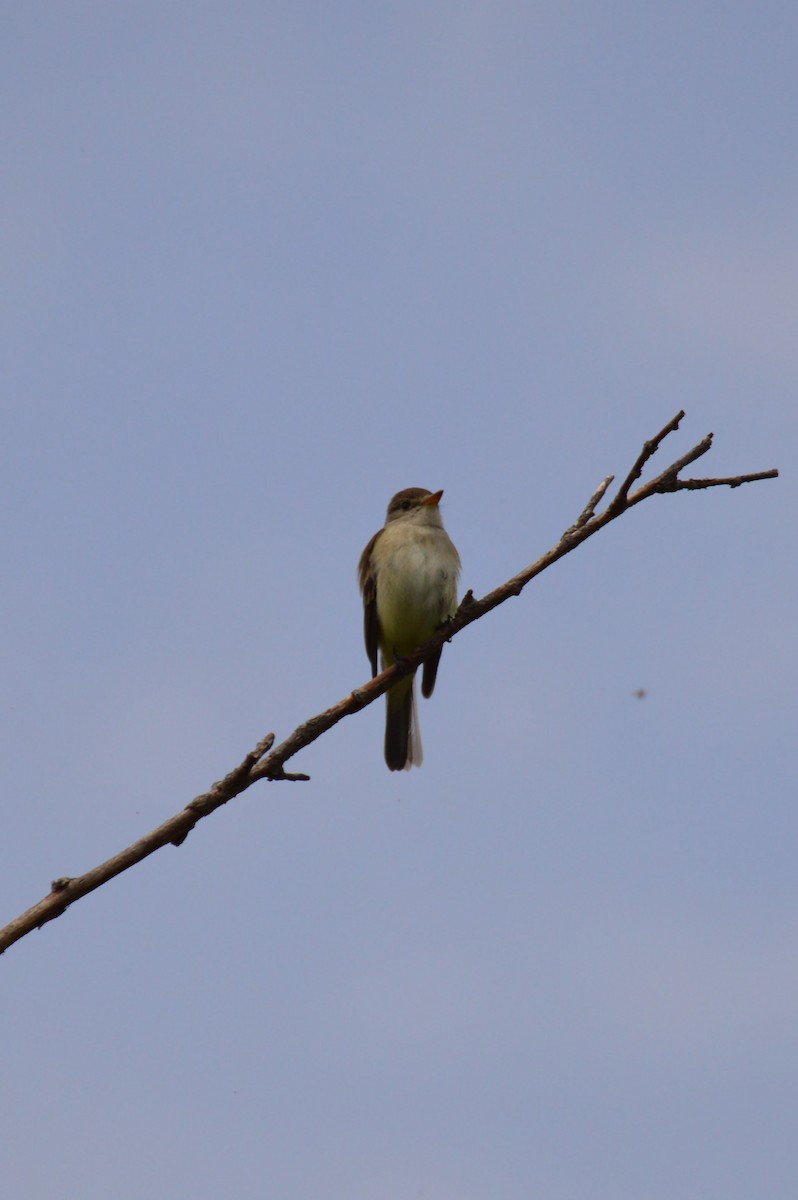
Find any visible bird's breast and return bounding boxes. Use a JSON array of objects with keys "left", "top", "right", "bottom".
[{"left": 375, "top": 529, "right": 459, "bottom": 655}]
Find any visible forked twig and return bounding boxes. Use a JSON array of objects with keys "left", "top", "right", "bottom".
[{"left": 606, "top": 409, "right": 688, "bottom": 514}]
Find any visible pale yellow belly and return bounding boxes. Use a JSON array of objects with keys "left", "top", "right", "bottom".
[{"left": 376, "top": 537, "right": 458, "bottom": 659}]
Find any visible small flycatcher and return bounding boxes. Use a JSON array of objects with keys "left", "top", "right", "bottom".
[{"left": 359, "top": 487, "right": 461, "bottom": 771}]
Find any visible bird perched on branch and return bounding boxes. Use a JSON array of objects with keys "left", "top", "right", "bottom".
[{"left": 359, "top": 488, "right": 460, "bottom": 771}]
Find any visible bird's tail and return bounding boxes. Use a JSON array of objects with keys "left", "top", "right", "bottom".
[{"left": 384, "top": 674, "right": 423, "bottom": 771}]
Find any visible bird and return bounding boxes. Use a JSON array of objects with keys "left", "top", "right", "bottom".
[{"left": 358, "top": 487, "right": 461, "bottom": 770}]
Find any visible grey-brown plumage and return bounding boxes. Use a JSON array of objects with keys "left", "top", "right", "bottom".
[{"left": 358, "top": 488, "right": 460, "bottom": 770}]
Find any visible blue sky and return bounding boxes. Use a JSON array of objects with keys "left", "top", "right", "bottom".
[{"left": 2, "top": 4, "right": 795, "bottom": 1197}]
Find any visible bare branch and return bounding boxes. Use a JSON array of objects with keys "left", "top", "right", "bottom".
[
  {"left": 606, "top": 409, "right": 687, "bottom": 515},
  {"left": 562, "top": 475, "right": 615, "bottom": 538},
  {"left": 0, "top": 413, "right": 778, "bottom": 956},
  {"left": 0, "top": 732, "right": 284, "bottom": 952},
  {"left": 651, "top": 469, "right": 779, "bottom": 493}
]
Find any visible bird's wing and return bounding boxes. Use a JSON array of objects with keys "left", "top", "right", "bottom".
[{"left": 358, "top": 529, "right": 381, "bottom": 677}]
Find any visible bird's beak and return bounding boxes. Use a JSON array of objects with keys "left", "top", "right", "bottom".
[{"left": 422, "top": 489, "right": 444, "bottom": 507}]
